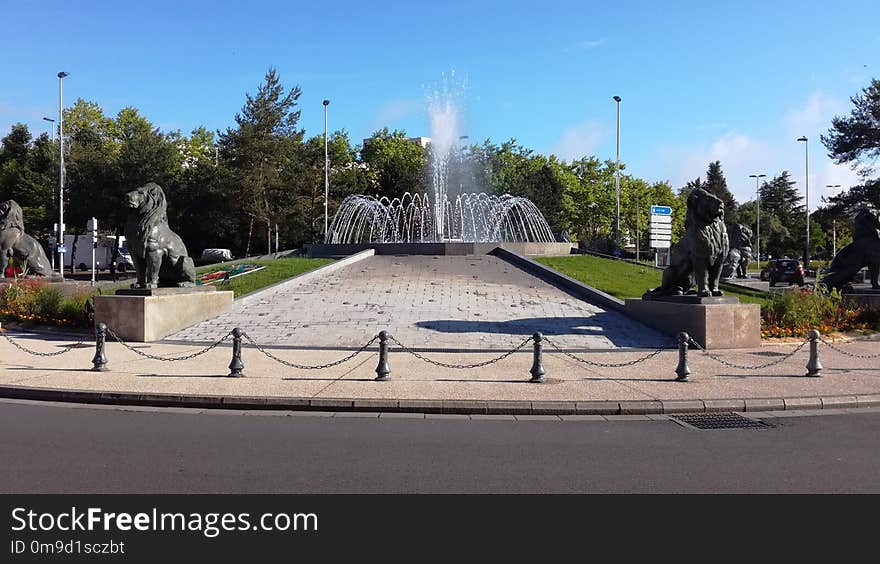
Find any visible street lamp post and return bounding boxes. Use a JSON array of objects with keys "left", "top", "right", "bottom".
[
  {"left": 797, "top": 136, "right": 810, "bottom": 267},
  {"left": 826, "top": 184, "right": 841, "bottom": 257},
  {"left": 322, "top": 99, "right": 330, "bottom": 241},
  {"left": 749, "top": 173, "right": 766, "bottom": 274},
  {"left": 42, "top": 116, "right": 55, "bottom": 141},
  {"left": 613, "top": 95, "right": 621, "bottom": 253},
  {"left": 57, "top": 71, "right": 69, "bottom": 280}
]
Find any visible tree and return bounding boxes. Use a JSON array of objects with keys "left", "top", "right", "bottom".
[
  {"left": 0, "top": 125, "right": 56, "bottom": 237},
  {"left": 218, "top": 68, "right": 304, "bottom": 253},
  {"left": 759, "top": 171, "right": 805, "bottom": 257},
  {"left": 704, "top": 160, "right": 738, "bottom": 220},
  {"left": 822, "top": 78, "right": 880, "bottom": 176},
  {"left": 360, "top": 128, "right": 428, "bottom": 200}
]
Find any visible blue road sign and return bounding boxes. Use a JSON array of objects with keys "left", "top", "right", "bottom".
[{"left": 650, "top": 205, "right": 672, "bottom": 215}]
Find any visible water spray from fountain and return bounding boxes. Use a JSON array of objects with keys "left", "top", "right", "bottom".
[{"left": 326, "top": 72, "right": 555, "bottom": 244}]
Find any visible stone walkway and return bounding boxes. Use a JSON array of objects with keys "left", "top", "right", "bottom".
[{"left": 168, "top": 255, "right": 672, "bottom": 350}]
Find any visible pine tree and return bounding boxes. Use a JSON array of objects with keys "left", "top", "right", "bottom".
[
  {"left": 703, "top": 161, "right": 737, "bottom": 220},
  {"left": 218, "top": 68, "right": 304, "bottom": 250}
]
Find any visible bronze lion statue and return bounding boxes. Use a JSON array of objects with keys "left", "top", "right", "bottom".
[
  {"left": 0, "top": 200, "right": 53, "bottom": 277},
  {"left": 124, "top": 183, "right": 196, "bottom": 288},
  {"left": 820, "top": 207, "right": 880, "bottom": 292},
  {"left": 721, "top": 223, "right": 752, "bottom": 279},
  {"left": 644, "top": 187, "right": 729, "bottom": 298}
]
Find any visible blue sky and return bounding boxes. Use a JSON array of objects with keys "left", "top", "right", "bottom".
[{"left": 1, "top": 0, "right": 877, "bottom": 208}]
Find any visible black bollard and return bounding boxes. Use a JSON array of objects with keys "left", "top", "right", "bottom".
[
  {"left": 228, "top": 328, "right": 244, "bottom": 377},
  {"left": 91, "top": 322, "right": 108, "bottom": 372},
  {"left": 375, "top": 331, "right": 391, "bottom": 381},
  {"left": 529, "top": 332, "right": 545, "bottom": 383},
  {"left": 675, "top": 331, "right": 691, "bottom": 382},
  {"left": 805, "top": 329, "right": 822, "bottom": 377}
]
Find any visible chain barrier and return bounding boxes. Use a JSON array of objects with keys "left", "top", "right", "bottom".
[
  {"left": 1, "top": 331, "right": 91, "bottom": 357},
  {"left": 105, "top": 327, "right": 233, "bottom": 362},
  {"left": 542, "top": 335, "right": 665, "bottom": 367},
  {"left": 689, "top": 337, "right": 809, "bottom": 370},
  {"left": 819, "top": 337, "right": 880, "bottom": 359},
  {"left": 388, "top": 334, "right": 532, "bottom": 369},
  {"left": 241, "top": 332, "right": 379, "bottom": 370}
]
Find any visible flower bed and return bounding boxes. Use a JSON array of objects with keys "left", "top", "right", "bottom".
[
  {"left": 196, "top": 263, "right": 265, "bottom": 285},
  {"left": 0, "top": 279, "right": 91, "bottom": 327},
  {"left": 760, "top": 287, "right": 876, "bottom": 338}
]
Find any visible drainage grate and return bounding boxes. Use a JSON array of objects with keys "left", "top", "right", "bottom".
[{"left": 672, "top": 412, "right": 773, "bottom": 430}]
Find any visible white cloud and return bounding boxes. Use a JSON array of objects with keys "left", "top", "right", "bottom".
[
  {"left": 784, "top": 91, "right": 844, "bottom": 138},
  {"left": 549, "top": 121, "right": 604, "bottom": 162},
  {"left": 562, "top": 39, "right": 605, "bottom": 53}
]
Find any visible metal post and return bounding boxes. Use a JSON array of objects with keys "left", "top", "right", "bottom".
[
  {"left": 375, "top": 330, "right": 390, "bottom": 381},
  {"left": 92, "top": 323, "right": 108, "bottom": 372},
  {"left": 228, "top": 328, "right": 244, "bottom": 377},
  {"left": 529, "top": 332, "right": 545, "bottom": 383},
  {"left": 806, "top": 329, "right": 822, "bottom": 377},
  {"left": 750, "top": 174, "right": 765, "bottom": 275},
  {"left": 613, "top": 95, "right": 621, "bottom": 252},
  {"left": 798, "top": 136, "right": 810, "bottom": 267},
  {"left": 323, "top": 99, "right": 330, "bottom": 241},
  {"left": 832, "top": 219, "right": 837, "bottom": 256},
  {"left": 675, "top": 332, "right": 691, "bottom": 381},
  {"left": 57, "top": 71, "right": 69, "bottom": 281},
  {"left": 635, "top": 189, "right": 640, "bottom": 262}
]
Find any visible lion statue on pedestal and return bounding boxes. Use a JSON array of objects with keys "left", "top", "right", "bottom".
[
  {"left": 720, "top": 223, "right": 752, "bottom": 279},
  {"left": 644, "top": 187, "right": 729, "bottom": 298},
  {"left": 0, "top": 200, "right": 53, "bottom": 277},
  {"left": 124, "top": 183, "right": 196, "bottom": 289},
  {"left": 820, "top": 207, "right": 880, "bottom": 291}
]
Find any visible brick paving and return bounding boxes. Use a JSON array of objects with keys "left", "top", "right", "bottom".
[{"left": 168, "top": 255, "right": 672, "bottom": 350}]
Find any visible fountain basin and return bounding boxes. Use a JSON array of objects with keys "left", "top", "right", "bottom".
[{"left": 305, "top": 241, "right": 573, "bottom": 258}]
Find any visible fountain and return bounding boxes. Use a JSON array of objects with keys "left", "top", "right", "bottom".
[{"left": 317, "top": 74, "right": 566, "bottom": 255}]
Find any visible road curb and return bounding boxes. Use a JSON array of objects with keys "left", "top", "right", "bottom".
[{"left": 1, "top": 384, "right": 879, "bottom": 415}]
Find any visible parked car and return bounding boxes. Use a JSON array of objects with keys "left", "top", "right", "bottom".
[{"left": 765, "top": 259, "right": 805, "bottom": 287}]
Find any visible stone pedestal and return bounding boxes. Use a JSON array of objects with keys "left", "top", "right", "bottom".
[
  {"left": 843, "top": 288, "right": 880, "bottom": 312},
  {"left": 93, "top": 287, "right": 233, "bottom": 342},
  {"left": 625, "top": 297, "right": 761, "bottom": 349}
]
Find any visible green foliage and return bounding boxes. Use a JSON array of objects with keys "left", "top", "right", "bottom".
[
  {"left": 0, "top": 279, "right": 89, "bottom": 326},
  {"left": 821, "top": 77, "right": 880, "bottom": 176},
  {"left": 360, "top": 128, "right": 428, "bottom": 200},
  {"left": 761, "top": 287, "right": 873, "bottom": 337}
]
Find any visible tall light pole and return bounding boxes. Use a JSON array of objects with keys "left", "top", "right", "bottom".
[
  {"left": 57, "top": 71, "right": 69, "bottom": 280},
  {"left": 613, "top": 95, "right": 621, "bottom": 253},
  {"left": 826, "top": 184, "right": 841, "bottom": 257},
  {"left": 749, "top": 173, "right": 766, "bottom": 273},
  {"left": 797, "top": 136, "right": 809, "bottom": 267},
  {"left": 322, "top": 99, "right": 330, "bottom": 241},
  {"left": 42, "top": 116, "right": 55, "bottom": 141}
]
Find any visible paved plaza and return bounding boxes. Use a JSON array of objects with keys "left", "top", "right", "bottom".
[{"left": 169, "top": 255, "right": 672, "bottom": 350}]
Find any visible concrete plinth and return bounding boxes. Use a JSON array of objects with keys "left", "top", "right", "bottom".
[
  {"left": 94, "top": 288, "right": 233, "bottom": 342},
  {"left": 624, "top": 298, "right": 761, "bottom": 349},
  {"left": 843, "top": 288, "right": 880, "bottom": 312}
]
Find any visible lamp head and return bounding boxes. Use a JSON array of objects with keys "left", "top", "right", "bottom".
[
  {"left": 797, "top": 136, "right": 808, "bottom": 142},
  {"left": 322, "top": 100, "right": 330, "bottom": 106},
  {"left": 57, "top": 71, "right": 69, "bottom": 79},
  {"left": 42, "top": 117, "right": 55, "bottom": 123},
  {"left": 613, "top": 95, "right": 621, "bottom": 102}
]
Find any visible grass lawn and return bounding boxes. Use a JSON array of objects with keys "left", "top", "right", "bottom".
[
  {"left": 100, "top": 257, "right": 333, "bottom": 299},
  {"left": 535, "top": 254, "right": 769, "bottom": 306},
  {"left": 198, "top": 258, "right": 333, "bottom": 298}
]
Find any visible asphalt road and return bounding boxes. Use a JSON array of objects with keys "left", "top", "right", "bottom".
[{"left": 2, "top": 400, "right": 879, "bottom": 493}]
